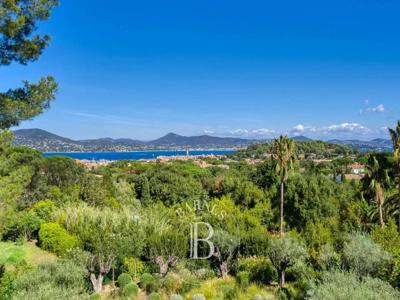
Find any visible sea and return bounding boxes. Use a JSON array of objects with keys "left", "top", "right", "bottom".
[{"left": 43, "top": 150, "right": 235, "bottom": 161}]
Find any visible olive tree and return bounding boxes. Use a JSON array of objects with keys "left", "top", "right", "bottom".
[
  {"left": 309, "top": 271, "right": 400, "bottom": 300},
  {"left": 212, "top": 229, "right": 239, "bottom": 278},
  {"left": 147, "top": 229, "right": 188, "bottom": 277},
  {"left": 342, "top": 232, "right": 391, "bottom": 277},
  {"left": 55, "top": 205, "right": 145, "bottom": 293},
  {"left": 266, "top": 235, "right": 307, "bottom": 287},
  {"left": 143, "top": 207, "right": 188, "bottom": 277}
]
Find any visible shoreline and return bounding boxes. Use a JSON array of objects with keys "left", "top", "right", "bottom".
[{"left": 43, "top": 149, "right": 236, "bottom": 161}]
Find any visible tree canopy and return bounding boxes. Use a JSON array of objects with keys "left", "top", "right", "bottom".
[{"left": 0, "top": 0, "right": 58, "bottom": 129}]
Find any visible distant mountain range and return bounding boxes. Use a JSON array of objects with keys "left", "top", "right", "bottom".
[
  {"left": 326, "top": 138, "right": 393, "bottom": 152},
  {"left": 12, "top": 129, "right": 392, "bottom": 152},
  {"left": 12, "top": 129, "right": 257, "bottom": 152}
]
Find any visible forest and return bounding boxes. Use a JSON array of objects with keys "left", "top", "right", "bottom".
[
  {"left": 232, "top": 141, "right": 358, "bottom": 160},
  {"left": 1, "top": 127, "right": 400, "bottom": 299}
]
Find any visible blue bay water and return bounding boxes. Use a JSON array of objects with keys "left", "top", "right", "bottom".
[{"left": 43, "top": 150, "right": 235, "bottom": 161}]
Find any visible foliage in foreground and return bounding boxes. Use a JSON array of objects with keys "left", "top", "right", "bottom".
[
  {"left": 5, "top": 260, "right": 88, "bottom": 300},
  {"left": 309, "top": 271, "right": 400, "bottom": 300}
]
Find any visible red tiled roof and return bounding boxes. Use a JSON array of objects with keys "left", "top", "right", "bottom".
[{"left": 344, "top": 174, "right": 363, "bottom": 180}]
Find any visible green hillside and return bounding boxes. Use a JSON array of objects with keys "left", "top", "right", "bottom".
[{"left": 233, "top": 140, "right": 358, "bottom": 159}]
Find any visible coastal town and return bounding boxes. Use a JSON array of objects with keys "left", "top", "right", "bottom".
[{"left": 74, "top": 150, "right": 367, "bottom": 183}]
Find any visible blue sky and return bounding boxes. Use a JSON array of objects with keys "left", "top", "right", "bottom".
[{"left": 2, "top": 0, "right": 400, "bottom": 140}]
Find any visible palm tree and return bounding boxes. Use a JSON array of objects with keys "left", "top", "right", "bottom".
[
  {"left": 389, "top": 121, "right": 400, "bottom": 230},
  {"left": 364, "top": 154, "right": 389, "bottom": 227},
  {"left": 272, "top": 135, "right": 296, "bottom": 236},
  {"left": 389, "top": 121, "right": 400, "bottom": 168}
]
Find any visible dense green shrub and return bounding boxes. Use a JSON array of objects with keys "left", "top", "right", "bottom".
[
  {"left": 218, "top": 284, "right": 237, "bottom": 300},
  {"left": 342, "top": 232, "right": 391, "bottom": 277},
  {"left": 123, "top": 257, "right": 147, "bottom": 279},
  {"left": 276, "top": 288, "right": 288, "bottom": 300},
  {"left": 149, "top": 292, "right": 161, "bottom": 300},
  {"left": 180, "top": 280, "right": 200, "bottom": 294},
  {"left": 12, "top": 283, "right": 88, "bottom": 300},
  {"left": 32, "top": 200, "right": 56, "bottom": 221},
  {"left": 238, "top": 226, "right": 271, "bottom": 257},
  {"left": 118, "top": 273, "right": 133, "bottom": 288},
  {"left": 193, "top": 268, "right": 215, "bottom": 280},
  {"left": 309, "top": 271, "right": 400, "bottom": 300},
  {"left": 122, "top": 283, "right": 139, "bottom": 298},
  {"left": 89, "top": 293, "right": 101, "bottom": 300},
  {"left": 38, "top": 222, "right": 80, "bottom": 256},
  {"left": 285, "top": 261, "right": 317, "bottom": 287},
  {"left": 148, "top": 168, "right": 205, "bottom": 205},
  {"left": 152, "top": 275, "right": 161, "bottom": 291},
  {"left": 12, "top": 210, "right": 41, "bottom": 241},
  {"left": 11, "top": 261, "right": 88, "bottom": 299},
  {"left": 177, "top": 268, "right": 193, "bottom": 281},
  {"left": 371, "top": 219, "right": 400, "bottom": 287},
  {"left": 163, "top": 273, "right": 181, "bottom": 293},
  {"left": 235, "top": 256, "right": 276, "bottom": 284},
  {"left": 0, "top": 271, "right": 16, "bottom": 300},
  {"left": 42, "top": 156, "right": 85, "bottom": 189},
  {"left": 236, "top": 271, "right": 250, "bottom": 290},
  {"left": 317, "top": 244, "right": 341, "bottom": 270},
  {"left": 140, "top": 273, "right": 158, "bottom": 293},
  {"left": 63, "top": 247, "right": 90, "bottom": 268},
  {"left": 0, "top": 264, "right": 4, "bottom": 278},
  {"left": 302, "top": 221, "right": 336, "bottom": 264},
  {"left": 2, "top": 209, "right": 41, "bottom": 241}
]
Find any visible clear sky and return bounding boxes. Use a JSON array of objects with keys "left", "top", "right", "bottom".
[{"left": 2, "top": 0, "right": 400, "bottom": 140}]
